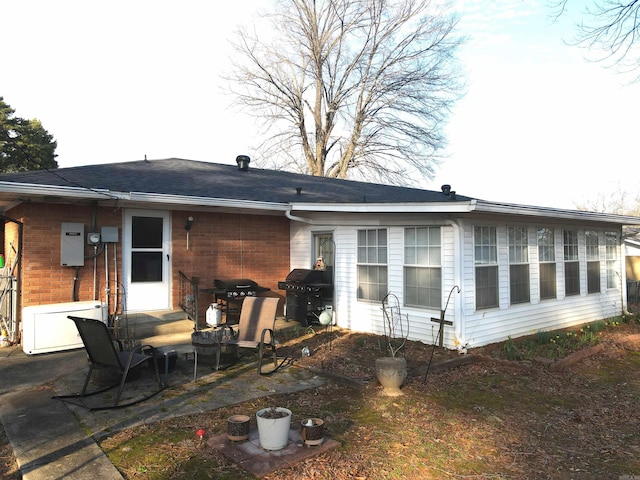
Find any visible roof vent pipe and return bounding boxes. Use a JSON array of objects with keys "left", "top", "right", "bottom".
[
  {"left": 441, "top": 184, "right": 451, "bottom": 195},
  {"left": 236, "top": 155, "right": 250, "bottom": 171}
]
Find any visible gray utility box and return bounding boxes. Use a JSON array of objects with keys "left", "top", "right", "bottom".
[{"left": 61, "top": 222, "right": 84, "bottom": 266}]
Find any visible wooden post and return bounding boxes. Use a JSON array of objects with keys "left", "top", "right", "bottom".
[{"left": 430, "top": 310, "right": 453, "bottom": 347}]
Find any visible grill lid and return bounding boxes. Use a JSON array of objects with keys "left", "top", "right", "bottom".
[
  {"left": 285, "top": 269, "right": 326, "bottom": 284},
  {"left": 214, "top": 278, "right": 259, "bottom": 290}
]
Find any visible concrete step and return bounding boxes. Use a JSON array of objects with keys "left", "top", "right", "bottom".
[
  {"left": 113, "top": 304, "right": 313, "bottom": 347},
  {"left": 115, "top": 310, "right": 193, "bottom": 339},
  {"left": 125, "top": 312, "right": 307, "bottom": 349}
]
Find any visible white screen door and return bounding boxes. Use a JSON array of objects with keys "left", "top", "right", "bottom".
[{"left": 123, "top": 209, "right": 171, "bottom": 311}]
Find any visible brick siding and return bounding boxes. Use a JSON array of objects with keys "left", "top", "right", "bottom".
[{"left": 5, "top": 203, "right": 291, "bottom": 320}]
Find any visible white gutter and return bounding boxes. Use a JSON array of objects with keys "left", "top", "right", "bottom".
[
  {"left": 0, "top": 181, "right": 131, "bottom": 200},
  {"left": 289, "top": 201, "right": 478, "bottom": 214},
  {"left": 128, "top": 192, "right": 289, "bottom": 211},
  {"left": 285, "top": 210, "right": 317, "bottom": 224},
  {"left": 0, "top": 181, "right": 290, "bottom": 212},
  {"left": 472, "top": 199, "right": 640, "bottom": 224}
]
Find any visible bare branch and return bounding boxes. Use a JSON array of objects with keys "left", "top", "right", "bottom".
[
  {"left": 224, "top": 0, "right": 464, "bottom": 185},
  {"left": 552, "top": 1, "right": 640, "bottom": 80}
]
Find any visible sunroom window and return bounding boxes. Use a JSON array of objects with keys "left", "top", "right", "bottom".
[
  {"left": 404, "top": 227, "right": 441, "bottom": 308},
  {"left": 508, "top": 226, "right": 529, "bottom": 304},
  {"left": 357, "top": 229, "right": 388, "bottom": 302},
  {"left": 474, "top": 226, "right": 498, "bottom": 309},
  {"left": 538, "top": 227, "right": 556, "bottom": 300},
  {"left": 563, "top": 230, "right": 580, "bottom": 296},
  {"left": 605, "top": 232, "right": 618, "bottom": 289},
  {"left": 586, "top": 230, "right": 600, "bottom": 294}
]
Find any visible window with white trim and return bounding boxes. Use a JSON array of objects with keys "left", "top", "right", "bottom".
[
  {"left": 357, "top": 229, "right": 388, "bottom": 301},
  {"left": 563, "top": 230, "right": 580, "bottom": 296},
  {"left": 474, "top": 226, "right": 498, "bottom": 309},
  {"left": 538, "top": 227, "right": 556, "bottom": 300},
  {"left": 404, "top": 227, "right": 441, "bottom": 308},
  {"left": 586, "top": 230, "right": 600, "bottom": 294},
  {"left": 605, "top": 232, "right": 618, "bottom": 289},
  {"left": 508, "top": 226, "right": 529, "bottom": 304}
]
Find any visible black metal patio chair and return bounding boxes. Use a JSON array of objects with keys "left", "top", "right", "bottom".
[{"left": 52, "top": 316, "right": 166, "bottom": 411}]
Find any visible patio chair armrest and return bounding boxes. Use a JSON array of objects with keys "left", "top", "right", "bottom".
[{"left": 259, "top": 328, "right": 274, "bottom": 345}]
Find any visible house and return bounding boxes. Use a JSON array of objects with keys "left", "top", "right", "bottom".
[{"left": 0, "top": 157, "right": 638, "bottom": 350}]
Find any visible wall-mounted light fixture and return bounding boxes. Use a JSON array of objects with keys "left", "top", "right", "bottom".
[{"left": 185, "top": 216, "right": 194, "bottom": 250}]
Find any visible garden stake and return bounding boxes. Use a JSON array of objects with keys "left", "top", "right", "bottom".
[{"left": 423, "top": 285, "right": 460, "bottom": 384}]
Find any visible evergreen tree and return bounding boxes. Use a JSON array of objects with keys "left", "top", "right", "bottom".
[{"left": 0, "top": 97, "right": 58, "bottom": 172}]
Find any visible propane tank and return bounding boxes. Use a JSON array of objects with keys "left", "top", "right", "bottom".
[{"left": 206, "top": 303, "right": 222, "bottom": 326}]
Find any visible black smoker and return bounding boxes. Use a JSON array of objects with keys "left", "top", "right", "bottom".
[{"left": 278, "top": 269, "right": 333, "bottom": 326}]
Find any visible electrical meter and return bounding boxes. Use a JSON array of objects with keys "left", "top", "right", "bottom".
[{"left": 87, "top": 232, "right": 101, "bottom": 246}]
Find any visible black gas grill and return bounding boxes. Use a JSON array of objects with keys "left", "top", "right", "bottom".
[
  {"left": 278, "top": 269, "right": 333, "bottom": 325},
  {"left": 213, "top": 278, "right": 265, "bottom": 298},
  {"left": 204, "top": 278, "right": 269, "bottom": 324}
]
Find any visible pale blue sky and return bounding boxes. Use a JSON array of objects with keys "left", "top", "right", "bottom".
[{"left": 2, "top": 0, "right": 638, "bottom": 209}]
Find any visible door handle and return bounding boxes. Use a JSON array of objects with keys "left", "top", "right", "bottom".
[{"left": 166, "top": 254, "right": 170, "bottom": 261}]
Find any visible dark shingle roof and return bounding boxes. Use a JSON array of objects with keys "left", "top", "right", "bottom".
[{"left": 0, "top": 158, "right": 471, "bottom": 205}]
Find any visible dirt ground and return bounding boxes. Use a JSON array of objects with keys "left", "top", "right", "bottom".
[{"left": 3, "top": 320, "right": 640, "bottom": 479}]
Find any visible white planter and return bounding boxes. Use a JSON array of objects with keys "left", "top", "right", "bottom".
[
  {"left": 256, "top": 407, "right": 292, "bottom": 450},
  {"left": 375, "top": 356, "right": 407, "bottom": 396}
]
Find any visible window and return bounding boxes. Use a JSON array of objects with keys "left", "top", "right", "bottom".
[
  {"left": 538, "top": 228, "right": 556, "bottom": 300},
  {"left": 563, "top": 230, "right": 580, "bottom": 296},
  {"left": 508, "top": 226, "right": 529, "bottom": 304},
  {"left": 404, "top": 227, "right": 441, "bottom": 308},
  {"left": 605, "top": 232, "right": 618, "bottom": 289},
  {"left": 586, "top": 230, "right": 600, "bottom": 294},
  {"left": 357, "top": 229, "right": 388, "bottom": 301},
  {"left": 474, "top": 226, "right": 498, "bottom": 309},
  {"left": 131, "top": 216, "right": 164, "bottom": 282},
  {"left": 314, "top": 233, "right": 334, "bottom": 268}
]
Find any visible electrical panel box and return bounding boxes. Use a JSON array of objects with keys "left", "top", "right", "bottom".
[
  {"left": 60, "top": 222, "right": 84, "bottom": 266},
  {"left": 101, "top": 226, "right": 119, "bottom": 243}
]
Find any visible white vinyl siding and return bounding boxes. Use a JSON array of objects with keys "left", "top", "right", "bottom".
[{"left": 289, "top": 215, "right": 624, "bottom": 350}]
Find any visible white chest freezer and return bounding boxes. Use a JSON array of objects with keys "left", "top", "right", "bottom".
[{"left": 22, "top": 301, "right": 107, "bottom": 355}]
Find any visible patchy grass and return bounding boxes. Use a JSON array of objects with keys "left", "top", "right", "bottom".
[
  {"left": 93, "top": 319, "right": 640, "bottom": 479},
  {"left": 4, "top": 316, "right": 640, "bottom": 479}
]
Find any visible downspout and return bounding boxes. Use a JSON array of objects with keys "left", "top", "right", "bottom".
[
  {"left": 285, "top": 210, "right": 317, "bottom": 224},
  {"left": 621, "top": 229, "right": 631, "bottom": 316},
  {"left": 446, "top": 219, "right": 465, "bottom": 347}
]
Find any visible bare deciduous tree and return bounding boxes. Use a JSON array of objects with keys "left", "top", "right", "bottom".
[
  {"left": 574, "top": 189, "right": 640, "bottom": 215},
  {"left": 551, "top": 1, "right": 640, "bottom": 79},
  {"left": 226, "top": 0, "right": 464, "bottom": 185}
]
